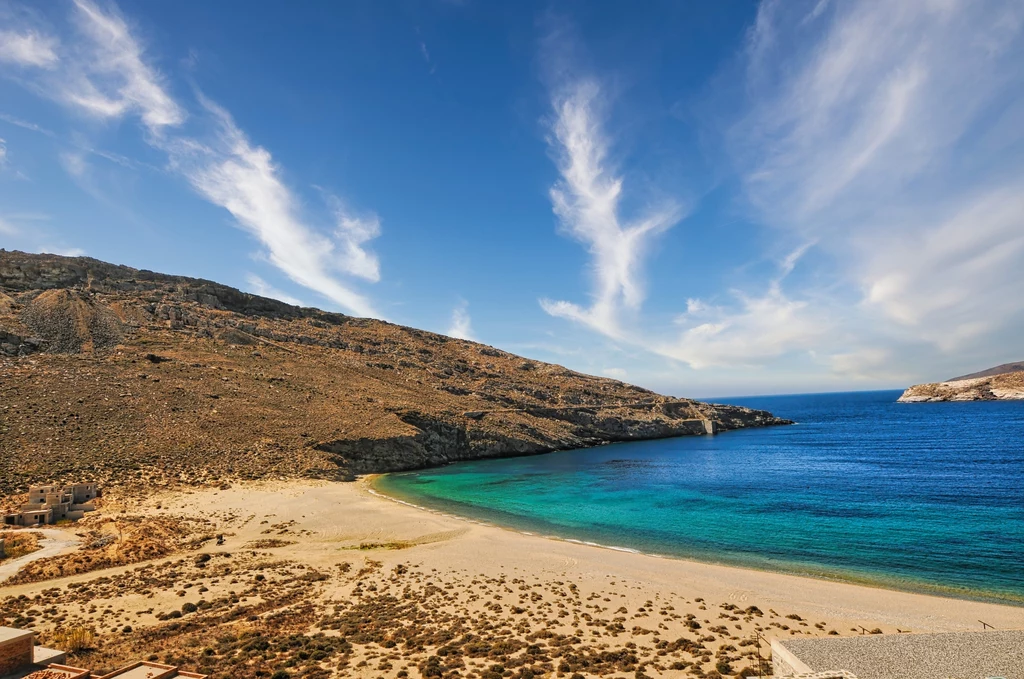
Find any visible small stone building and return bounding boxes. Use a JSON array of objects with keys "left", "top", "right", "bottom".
[
  {"left": 3, "top": 484, "right": 99, "bottom": 527},
  {"left": 0, "top": 628, "right": 34, "bottom": 677},
  {"left": 0, "top": 627, "right": 67, "bottom": 678}
]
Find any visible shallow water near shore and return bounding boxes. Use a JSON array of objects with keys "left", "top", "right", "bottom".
[{"left": 375, "top": 390, "right": 1024, "bottom": 605}]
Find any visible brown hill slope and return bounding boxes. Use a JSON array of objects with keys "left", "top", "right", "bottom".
[
  {"left": 0, "top": 250, "right": 788, "bottom": 494},
  {"left": 949, "top": 361, "right": 1024, "bottom": 381}
]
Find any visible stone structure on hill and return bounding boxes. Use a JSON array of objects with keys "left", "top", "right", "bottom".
[{"left": 3, "top": 484, "right": 99, "bottom": 527}]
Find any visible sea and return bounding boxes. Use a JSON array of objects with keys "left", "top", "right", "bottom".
[{"left": 374, "top": 390, "right": 1024, "bottom": 605}]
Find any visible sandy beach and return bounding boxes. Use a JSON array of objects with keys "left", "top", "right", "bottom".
[{"left": 1, "top": 478, "right": 1022, "bottom": 678}]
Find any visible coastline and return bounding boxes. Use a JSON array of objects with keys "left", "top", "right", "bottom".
[
  {"left": 3, "top": 477, "right": 1022, "bottom": 677},
  {"left": 354, "top": 475, "right": 1024, "bottom": 634},
  {"left": 367, "top": 473, "right": 1024, "bottom": 610}
]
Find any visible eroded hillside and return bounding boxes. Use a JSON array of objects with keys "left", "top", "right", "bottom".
[{"left": 0, "top": 250, "right": 788, "bottom": 494}]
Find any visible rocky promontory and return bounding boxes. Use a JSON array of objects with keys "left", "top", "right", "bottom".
[
  {"left": 0, "top": 250, "right": 790, "bottom": 493},
  {"left": 898, "top": 369, "right": 1024, "bottom": 402}
]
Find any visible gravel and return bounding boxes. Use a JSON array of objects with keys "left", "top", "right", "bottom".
[{"left": 778, "top": 630, "right": 1024, "bottom": 679}]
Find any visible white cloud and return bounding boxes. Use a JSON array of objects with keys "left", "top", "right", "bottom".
[
  {"left": 535, "top": 42, "right": 832, "bottom": 374},
  {"left": 0, "top": 213, "right": 84, "bottom": 256},
  {"left": 601, "top": 367, "right": 627, "bottom": 380},
  {"left": 61, "top": 0, "right": 185, "bottom": 132},
  {"left": 0, "top": 138, "right": 6, "bottom": 166},
  {"left": 40, "top": 246, "right": 86, "bottom": 257},
  {"left": 644, "top": 0, "right": 1024, "bottom": 377},
  {"left": 0, "top": 0, "right": 384, "bottom": 319},
  {"left": 59, "top": 151, "right": 88, "bottom": 177},
  {"left": 322, "top": 192, "right": 382, "bottom": 282},
  {"left": 0, "top": 112, "right": 55, "bottom": 136},
  {"left": 447, "top": 300, "right": 475, "bottom": 340},
  {"left": 859, "top": 185, "right": 1024, "bottom": 348},
  {"left": 0, "top": 30, "right": 59, "bottom": 68},
  {"left": 245, "top": 274, "right": 305, "bottom": 307},
  {"left": 418, "top": 41, "right": 436, "bottom": 74},
  {"left": 665, "top": 286, "right": 829, "bottom": 369},
  {"left": 164, "top": 97, "right": 380, "bottom": 317},
  {"left": 829, "top": 347, "right": 898, "bottom": 381},
  {"left": 540, "top": 79, "right": 682, "bottom": 337},
  {"left": 655, "top": 242, "right": 834, "bottom": 369},
  {"left": 732, "top": 0, "right": 1024, "bottom": 358}
]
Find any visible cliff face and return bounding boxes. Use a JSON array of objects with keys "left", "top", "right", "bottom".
[
  {"left": 0, "top": 250, "right": 789, "bottom": 493},
  {"left": 898, "top": 371, "right": 1024, "bottom": 402}
]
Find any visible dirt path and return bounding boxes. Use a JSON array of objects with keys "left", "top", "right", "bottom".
[{"left": 0, "top": 529, "right": 80, "bottom": 584}]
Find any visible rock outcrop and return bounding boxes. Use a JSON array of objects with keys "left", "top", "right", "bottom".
[
  {"left": 0, "top": 250, "right": 790, "bottom": 493},
  {"left": 898, "top": 370, "right": 1024, "bottom": 402}
]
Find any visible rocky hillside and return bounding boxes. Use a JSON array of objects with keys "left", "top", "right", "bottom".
[
  {"left": 948, "top": 361, "right": 1024, "bottom": 381},
  {"left": 898, "top": 370, "right": 1024, "bottom": 402},
  {"left": 0, "top": 250, "right": 789, "bottom": 494}
]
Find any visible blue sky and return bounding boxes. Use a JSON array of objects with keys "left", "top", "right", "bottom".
[{"left": 1, "top": 0, "right": 1023, "bottom": 397}]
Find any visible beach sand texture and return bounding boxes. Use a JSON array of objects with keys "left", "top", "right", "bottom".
[{"left": 1, "top": 479, "right": 1021, "bottom": 678}]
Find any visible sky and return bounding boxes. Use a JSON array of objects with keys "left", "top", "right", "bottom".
[{"left": 1, "top": 0, "right": 1023, "bottom": 398}]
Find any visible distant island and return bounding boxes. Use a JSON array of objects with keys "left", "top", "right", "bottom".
[{"left": 898, "top": 362, "right": 1024, "bottom": 402}]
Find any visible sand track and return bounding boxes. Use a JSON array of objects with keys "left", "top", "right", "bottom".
[{"left": 0, "top": 529, "right": 80, "bottom": 584}]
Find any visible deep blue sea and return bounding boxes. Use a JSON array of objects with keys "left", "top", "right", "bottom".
[{"left": 374, "top": 390, "right": 1024, "bottom": 604}]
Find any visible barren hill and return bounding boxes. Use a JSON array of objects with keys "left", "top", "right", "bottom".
[
  {"left": 0, "top": 250, "right": 788, "bottom": 494},
  {"left": 948, "top": 361, "right": 1024, "bottom": 381}
]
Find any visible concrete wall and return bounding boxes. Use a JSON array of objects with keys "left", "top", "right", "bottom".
[
  {"left": 68, "top": 484, "right": 98, "bottom": 504},
  {"left": 772, "top": 639, "right": 813, "bottom": 676},
  {"left": 0, "top": 635, "right": 34, "bottom": 676}
]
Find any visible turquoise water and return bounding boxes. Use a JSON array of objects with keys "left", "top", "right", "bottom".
[{"left": 375, "top": 390, "right": 1024, "bottom": 604}]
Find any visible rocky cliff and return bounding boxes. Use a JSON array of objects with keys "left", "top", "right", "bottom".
[
  {"left": 898, "top": 370, "right": 1024, "bottom": 402},
  {"left": 0, "top": 250, "right": 790, "bottom": 493}
]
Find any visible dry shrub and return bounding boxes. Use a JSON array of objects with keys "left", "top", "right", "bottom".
[
  {"left": 53, "top": 627, "right": 95, "bottom": 653},
  {"left": 0, "top": 531, "right": 41, "bottom": 560}
]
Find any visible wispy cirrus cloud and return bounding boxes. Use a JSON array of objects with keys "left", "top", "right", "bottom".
[
  {"left": 59, "top": 150, "right": 87, "bottom": 177},
  {"left": 0, "top": 216, "right": 17, "bottom": 236},
  {"left": 661, "top": 247, "right": 832, "bottom": 369},
  {"left": 0, "top": 29, "right": 59, "bottom": 68},
  {"left": 447, "top": 300, "right": 475, "bottom": 340},
  {"left": 0, "top": 0, "right": 384, "bottom": 318},
  {"left": 163, "top": 97, "right": 381, "bottom": 317},
  {"left": 0, "top": 212, "right": 85, "bottom": 256},
  {"left": 653, "top": 0, "right": 1024, "bottom": 376},
  {"left": 321, "top": 192, "right": 382, "bottom": 283},
  {"left": 61, "top": 0, "right": 184, "bottom": 132},
  {"left": 245, "top": 274, "right": 305, "bottom": 307},
  {"left": 540, "top": 79, "right": 683, "bottom": 338},
  {"left": 728, "top": 0, "right": 1024, "bottom": 358},
  {"left": 0, "top": 112, "right": 56, "bottom": 136},
  {"left": 541, "top": 0, "right": 1024, "bottom": 382}
]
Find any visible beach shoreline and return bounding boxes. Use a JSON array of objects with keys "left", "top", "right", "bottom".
[
  {"left": 3, "top": 478, "right": 1022, "bottom": 677},
  {"left": 367, "top": 472, "right": 1024, "bottom": 609}
]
